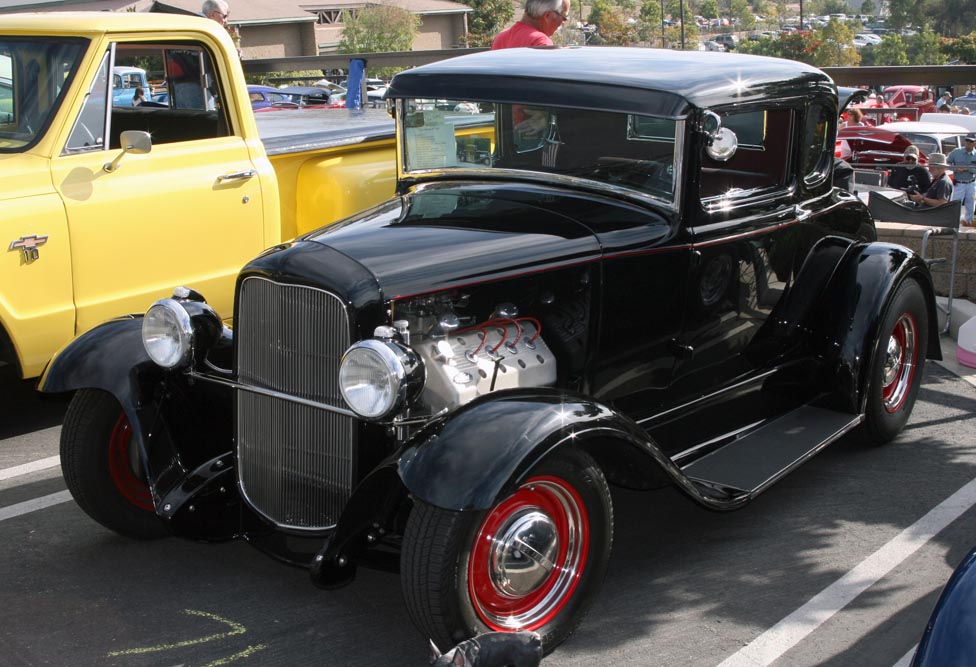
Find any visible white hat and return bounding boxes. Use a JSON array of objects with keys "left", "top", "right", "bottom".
[
  {"left": 904, "top": 145, "right": 919, "bottom": 158},
  {"left": 927, "top": 153, "right": 948, "bottom": 167}
]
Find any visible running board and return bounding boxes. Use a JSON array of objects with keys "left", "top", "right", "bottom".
[{"left": 681, "top": 405, "right": 862, "bottom": 499}]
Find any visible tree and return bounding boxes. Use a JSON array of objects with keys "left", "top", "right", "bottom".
[
  {"left": 339, "top": 6, "right": 419, "bottom": 77},
  {"left": 886, "top": 0, "right": 923, "bottom": 33},
  {"left": 638, "top": 0, "right": 665, "bottom": 44},
  {"left": 924, "top": 0, "right": 976, "bottom": 39},
  {"left": 588, "top": 0, "right": 635, "bottom": 45},
  {"left": 943, "top": 31, "right": 976, "bottom": 63},
  {"left": 731, "top": 0, "right": 755, "bottom": 30},
  {"left": 873, "top": 34, "right": 910, "bottom": 65},
  {"left": 906, "top": 27, "right": 947, "bottom": 65},
  {"left": 814, "top": 19, "right": 860, "bottom": 66},
  {"left": 860, "top": 0, "right": 875, "bottom": 16},
  {"left": 457, "top": 0, "right": 514, "bottom": 46},
  {"left": 699, "top": 0, "right": 720, "bottom": 19}
]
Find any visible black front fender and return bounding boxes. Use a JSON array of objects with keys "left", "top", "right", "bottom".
[{"left": 398, "top": 388, "right": 727, "bottom": 512}]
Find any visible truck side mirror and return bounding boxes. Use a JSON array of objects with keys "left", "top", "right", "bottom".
[{"left": 103, "top": 130, "right": 152, "bottom": 173}]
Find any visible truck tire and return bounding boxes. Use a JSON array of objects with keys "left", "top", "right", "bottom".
[
  {"left": 863, "top": 279, "right": 928, "bottom": 445},
  {"left": 60, "top": 389, "right": 168, "bottom": 539},
  {"left": 401, "top": 448, "right": 612, "bottom": 654}
]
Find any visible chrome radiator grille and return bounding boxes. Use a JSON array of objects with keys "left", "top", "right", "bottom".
[{"left": 235, "top": 277, "right": 355, "bottom": 531}]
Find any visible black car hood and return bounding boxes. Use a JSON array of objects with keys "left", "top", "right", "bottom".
[{"left": 299, "top": 182, "right": 653, "bottom": 300}]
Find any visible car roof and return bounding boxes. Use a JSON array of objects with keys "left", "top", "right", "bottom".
[
  {"left": 278, "top": 86, "right": 330, "bottom": 95},
  {"left": 879, "top": 121, "right": 968, "bottom": 135},
  {"left": 247, "top": 85, "right": 280, "bottom": 93},
  {"left": 387, "top": 47, "right": 833, "bottom": 117}
]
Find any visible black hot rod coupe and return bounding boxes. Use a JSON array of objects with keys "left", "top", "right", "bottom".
[{"left": 41, "top": 47, "right": 941, "bottom": 654}]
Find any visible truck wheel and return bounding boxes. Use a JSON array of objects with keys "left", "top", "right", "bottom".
[
  {"left": 863, "top": 279, "right": 928, "bottom": 445},
  {"left": 60, "top": 389, "right": 168, "bottom": 539},
  {"left": 401, "top": 448, "right": 612, "bottom": 654}
]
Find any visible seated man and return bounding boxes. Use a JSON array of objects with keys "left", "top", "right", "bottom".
[
  {"left": 887, "top": 145, "right": 931, "bottom": 194},
  {"left": 907, "top": 152, "right": 953, "bottom": 208}
]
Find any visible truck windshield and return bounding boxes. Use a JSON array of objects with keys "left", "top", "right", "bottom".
[
  {"left": 400, "top": 99, "right": 679, "bottom": 205},
  {"left": 0, "top": 37, "right": 88, "bottom": 152}
]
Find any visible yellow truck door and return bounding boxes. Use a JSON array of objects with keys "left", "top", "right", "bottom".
[{"left": 50, "top": 39, "right": 267, "bottom": 334}]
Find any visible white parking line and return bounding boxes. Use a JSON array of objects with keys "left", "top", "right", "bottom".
[
  {"left": 0, "top": 490, "right": 72, "bottom": 522},
  {"left": 717, "top": 476, "right": 976, "bottom": 667},
  {"left": 0, "top": 455, "right": 60, "bottom": 481}
]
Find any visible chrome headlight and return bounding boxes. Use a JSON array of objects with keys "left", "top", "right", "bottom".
[
  {"left": 142, "top": 298, "right": 193, "bottom": 368},
  {"left": 339, "top": 339, "right": 424, "bottom": 420}
]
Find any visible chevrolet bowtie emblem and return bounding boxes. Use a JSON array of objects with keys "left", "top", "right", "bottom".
[{"left": 9, "top": 234, "right": 49, "bottom": 263}]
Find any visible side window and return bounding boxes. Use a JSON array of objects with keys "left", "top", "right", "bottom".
[
  {"left": 107, "top": 41, "right": 230, "bottom": 150},
  {"left": 64, "top": 51, "right": 108, "bottom": 153},
  {"left": 943, "top": 138, "right": 959, "bottom": 153},
  {"left": 800, "top": 103, "right": 833, "bottom": 185},
  {"left": 700, "top": 108, "right": 792, "bottom": 201}
]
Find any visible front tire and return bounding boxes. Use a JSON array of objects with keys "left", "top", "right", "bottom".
[
  {"left": 401, "top": 447, "right": 612, "bottom": 654},
  {"left": 863, "top": 279, "right": 928, "bottom": 445},
  {"left": 60, "top": 389, "right": 168, "bottom": 539}
]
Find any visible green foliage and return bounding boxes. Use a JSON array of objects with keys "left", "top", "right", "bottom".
[
  {"left": 943, "top": 31, "right": 976, "bottom": 63},
  {"left": 818, "top": 0, "right": 848, "bottom": 15},
  {"left": 860, "top": 0, "right": 875, "bottom": 15},
  {"left": 816, "top": 19, "right": 860, "bottom": 66},
  {"left": 664, "top": 24, "right": 699, "bottom": 49},
  {"left": 589, "top": 0, "right": 637, "bottom": 45},
  {"left": 338, "top": 6, "right": 419, "bottom": 53},
  {"left": 886, "top": 0, "right": 923, "bottom": 33},
  {"left": 906, "top": 26, "right": 947, "bottom": 65},
  {"left": 926, "top": 0, "right": 976, "bottom": 39},
  {"left": 873, "top": 34, "right": 910, "bottom": 65},
  {"left": 698, "top": 0, "right": 719, "bottom": 19},
  {"left": 731, "top": 0, "right": 755, "bottom": 29},
  {"left": 637, "top": 0, "right": 665, "bottom": 44},
  {"left": 458, "top": 0, "right": 514, "bottom": 45}
]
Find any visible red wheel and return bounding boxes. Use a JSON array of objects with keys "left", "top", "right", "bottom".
[
  {"left": 880, "top": 312, "right": 918, "bottom": 414},
  {"left": 468, "top": 475, "right": 590, "bottom": 631},
  {"left": 107, "top": 413, "right": 155, "bottom": 512},
  {"left": 401, "top": 448, "right": 612, "bottom": 654},
  {"left": 61, "top": 389, "right": 168, "bottom": 539},
  {"left": 864, "top": 279, "right": 928, "bottom": 445}
]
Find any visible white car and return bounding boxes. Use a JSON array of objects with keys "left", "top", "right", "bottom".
[
  {"left": 877, "top": 120, "right": 970, "bottom": 156},
  {"left": 857, "top": 32, "right": 882, "bottom": 44}
]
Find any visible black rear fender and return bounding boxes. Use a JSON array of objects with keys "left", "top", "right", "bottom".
[{"left": 812, "top": 242, "right": 939, "bottom": 413}]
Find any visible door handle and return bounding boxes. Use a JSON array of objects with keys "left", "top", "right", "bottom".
[{"left": 217, "top": 169, "right": 256, "bottom": 182}]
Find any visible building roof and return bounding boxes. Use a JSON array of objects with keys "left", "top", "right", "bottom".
[{"left": 0, "top": 0, "right": 469, "bottom": 17}]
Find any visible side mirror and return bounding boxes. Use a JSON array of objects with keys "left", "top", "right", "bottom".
[
  {"left": 103, "top": 130, "right": 152, "bottom": 173},
  {"left": 702, "top": 110, "right": 738, "bottom": 161}
]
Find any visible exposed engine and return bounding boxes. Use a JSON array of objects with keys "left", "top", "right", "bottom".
[{"left": 393, "top": 294, "right": 557, "bottom": 414}]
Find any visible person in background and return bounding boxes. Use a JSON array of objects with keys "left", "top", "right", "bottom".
[
  {"left": 908, "top": 153, "right": 953, "bottom": 208},
  {"left": 947, "top": 133, "right": 976, "bottom": 226},
  {"left": 201, "top": 0, "right": 229, "bottom": 24},
  {"left": 843, "top": 107, "right": 864, "bottom": 127},
  {"left": 131, "top": 87, "right": 147, "bottom": 106},
  {"left": 492, "top": 0, "right": 572, "bottom": 49},
  {"left": 887, "top": 145, "right": 931, "bottom": 194},
  {"left": 938, "top": 104, "right": 953, "bottom": 114},
  {"left": 936, "top": 91, "right": 953, "bottom": 111}
]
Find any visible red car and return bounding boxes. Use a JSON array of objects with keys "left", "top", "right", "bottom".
[
  {"left": 836, "top": 125, "right": 917, "bottom": 167},
  {"left": 882, "top": 85, "right": 937, "bottom": 116}
]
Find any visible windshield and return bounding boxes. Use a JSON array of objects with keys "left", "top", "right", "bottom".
[
  {"left": 400, "top": 99, "right": 680, "bottom": 205},
  {"left": 0, "top": 37, "right": 88, "bottom": 152}
]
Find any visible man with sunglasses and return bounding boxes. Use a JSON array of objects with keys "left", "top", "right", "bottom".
[
  {"left": 201, "top": 0, "right": 230, "bottom": 25},
  {"left": 492, "top": 0, "right": 572, "bottom": 49}
]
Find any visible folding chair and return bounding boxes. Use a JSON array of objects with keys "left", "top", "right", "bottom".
[{"left": 867, "top": 191, "right": 961, "bottom": 334}]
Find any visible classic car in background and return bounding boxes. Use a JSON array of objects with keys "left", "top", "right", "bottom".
[
  {"left": 883, "top": 85, "right": 937, "bottom": 116},
  {"left": 41, "top": 48, "right": 942, "bottom": 654},
  {"left": 838, "top": 120, "right": 970, "bottom": 168}
]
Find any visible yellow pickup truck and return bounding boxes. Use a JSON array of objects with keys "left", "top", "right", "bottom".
[{"left": 1, "top": 12, "right": 396, "bottom": 378}]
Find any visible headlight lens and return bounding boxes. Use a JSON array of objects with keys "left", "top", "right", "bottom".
[
  {"left": 142, "top": 299, "right": 193, "bottom": 368},
  {"left": 339, "top": 339, "right": 422, "bottom": 420}
]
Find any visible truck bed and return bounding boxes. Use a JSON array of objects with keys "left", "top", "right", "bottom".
[{"left": 255, "top": 107, "right": 395, "bottom": 156}]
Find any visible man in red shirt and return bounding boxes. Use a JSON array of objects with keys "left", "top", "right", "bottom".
[{"left": 492, "top": 0, "right": 572, "bottom": 49}]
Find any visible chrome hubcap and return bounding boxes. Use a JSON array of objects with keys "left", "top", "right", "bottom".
[
  {"left": 882, "top": 313, "right": 917, "bottom": 413},
  {"left": 490, "top": 510, "right": 559, "bottom": 597}
]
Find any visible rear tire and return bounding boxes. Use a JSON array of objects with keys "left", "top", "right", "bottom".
[
  {"left": 60, "top": 389, "right": 168, "bottom": 539},
  {"left": 863, "top": 279, "right": 928, "bottom": 445},
  {"left": 401, "top": 447, "right": 612, "bottom": 654}
]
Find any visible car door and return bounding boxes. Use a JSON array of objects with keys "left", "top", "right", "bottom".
[
  {"left": 662, "top": 105, "right": 805, "bottom": 448},
  {"left": 49, "top": 38, "right": 266, "bottom": 334}
]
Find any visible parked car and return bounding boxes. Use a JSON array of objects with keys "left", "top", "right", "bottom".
[
  {"left": 42, "top": 48, "right": 941, "bottom": 655},
  {"left": 912, "top": 547, "right": 976, "bottom": 666},
  {"left": 111, "top": 65, "right": 150, "bottom": 107},
  {"left": 712, "top": 33, "right": 738, "bottom": 49},
  {"left": 883, "top": 85, "right": 937, "bottom": 115},
  {"left": 277, "top": 84, "right": 332, "bottom": 108},
  {"left": 876, "top": 120, "right": 970, "bottom": 156},
  {"left": 951, "top": 94, "right": 976, "bottom": 114},
  {"left": 247, "top": 84, "right": 294, "bottom": 110}
]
